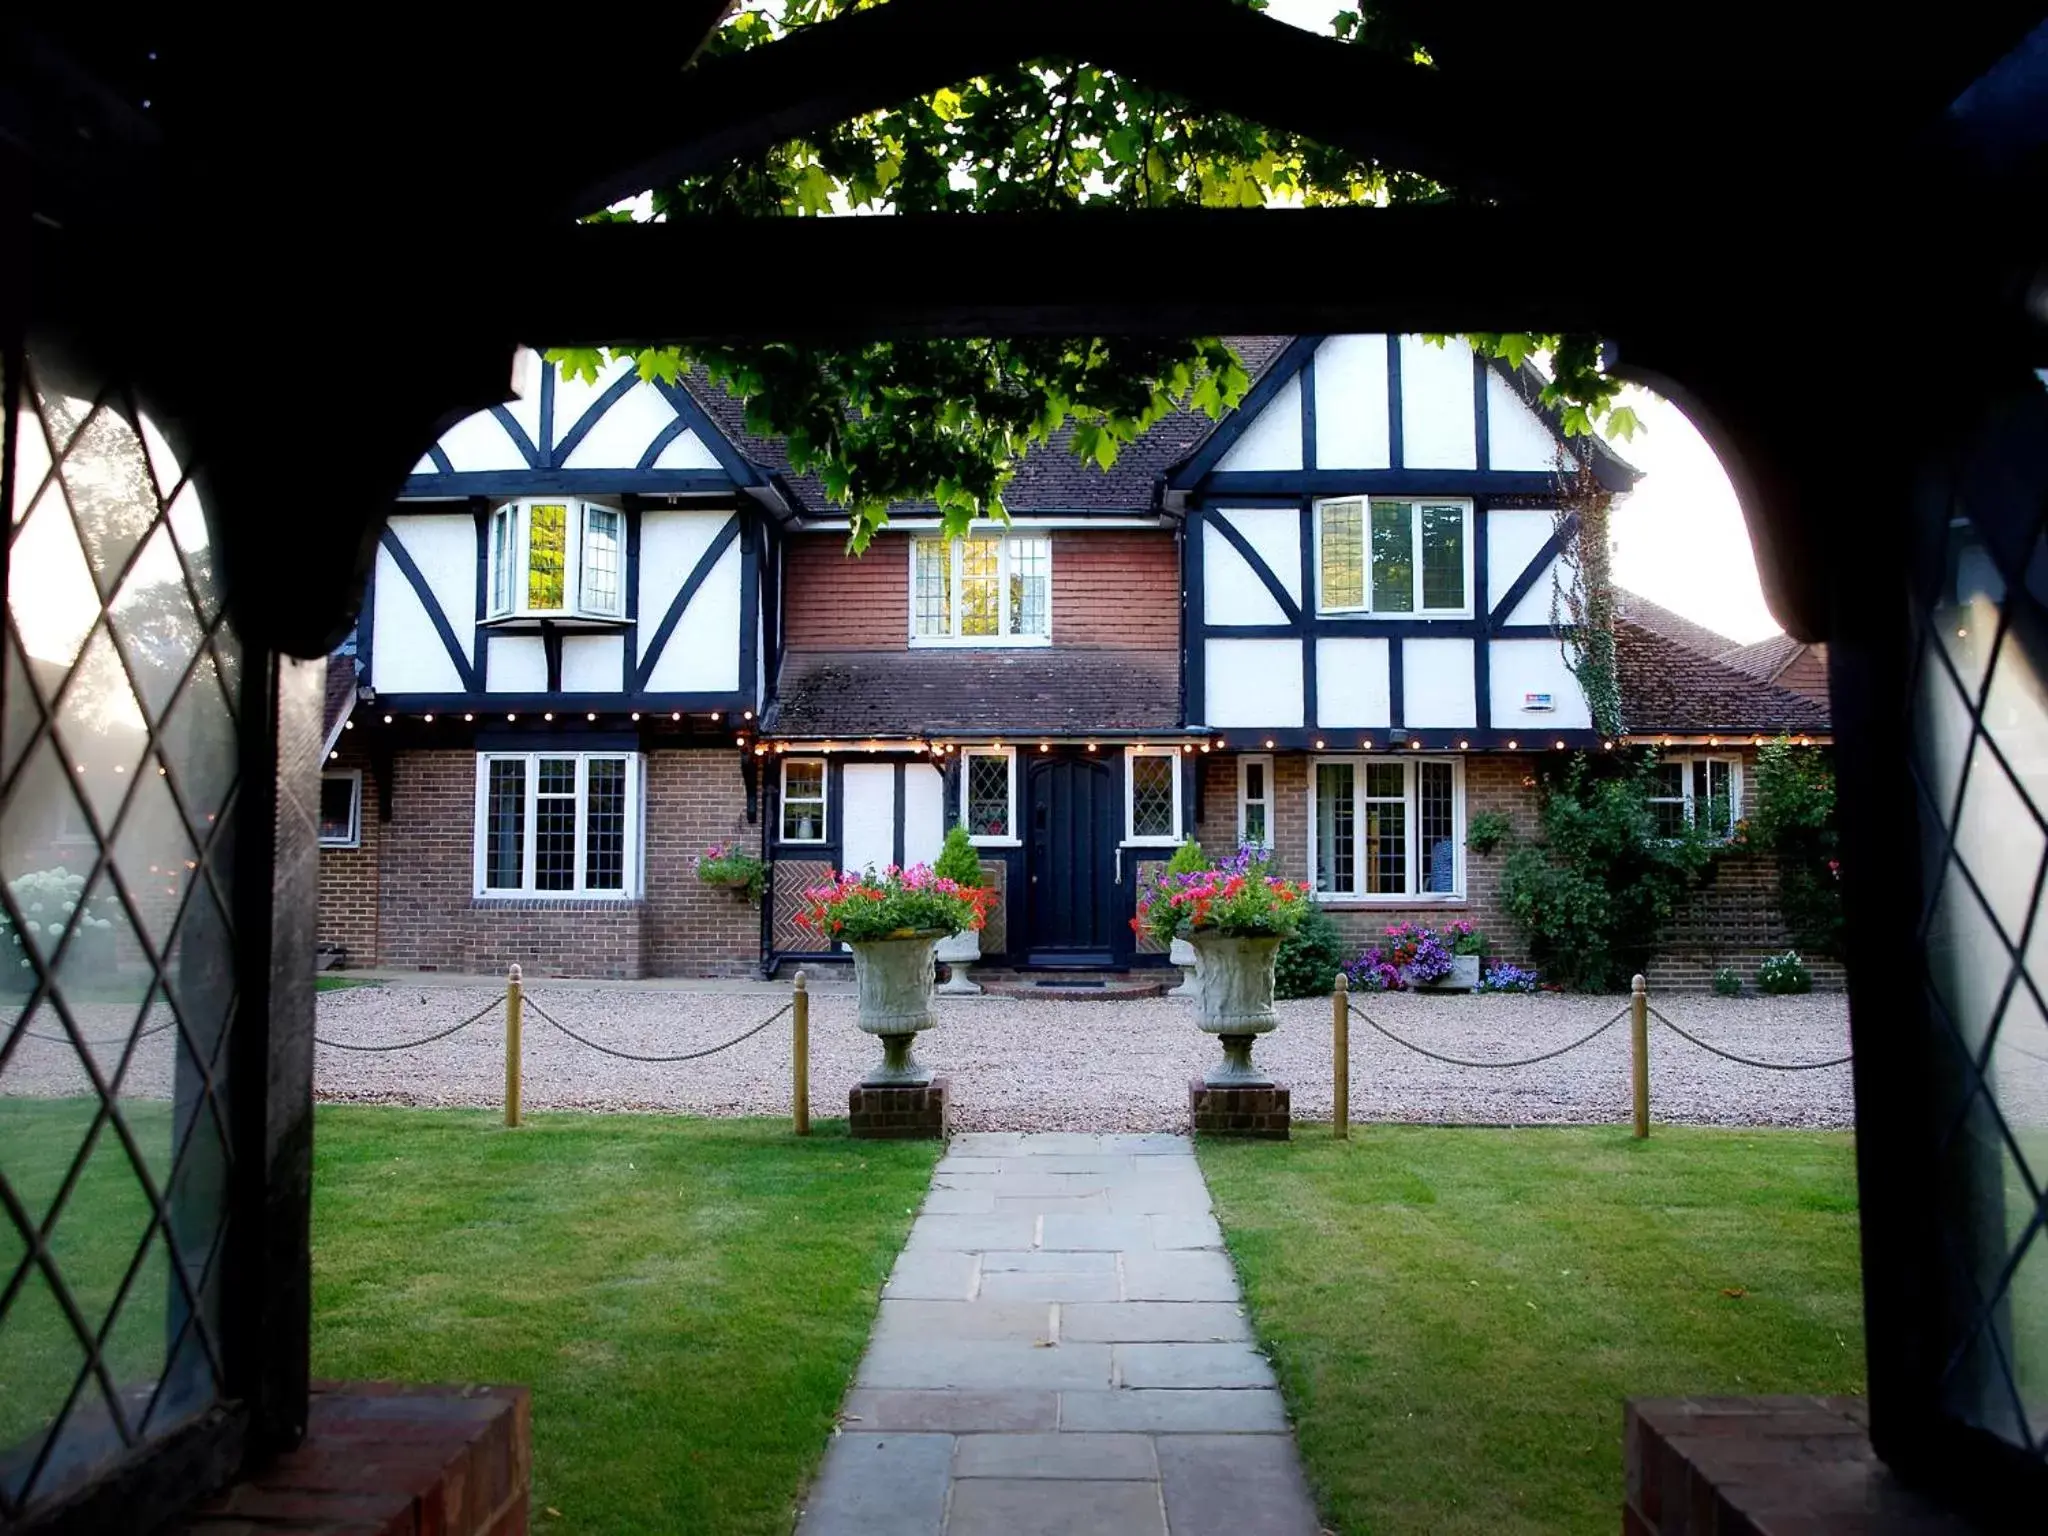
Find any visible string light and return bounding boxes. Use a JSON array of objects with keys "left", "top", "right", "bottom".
[
  {"left": 423, "top": 714, "right": 434, "bottom": 723},
  {"left": 1087, "top": 742, "right": 1097, "bottom": 752},
  {"left": 631, "top": 712, "right": 640, "bottom": 721},
  {"left": 587, "top": 712, "right": 598, "bottom": 722},
  {"left": 329, "top": 750, "right": 338, "bottom": 761},
  {"left": 711, "top": 712, "right": 721, "bottom": 721},
  {"left": 344, "top": 720, "right": 354, "bottom": 730},
  {"left": 464, "top": 713, "right": 474, "bottom": 722},
  {"left": 1314, "top": 739, "right": 1325, "bottom": 750},
  {"left": 672, "top": 712, "right": 681, "bottom": 721},
  {"left": 1459, "top": 739, "right": 1469, "bottom": 750},
  {"left": 743, "top": 710, "right": 754, "bottom": 721},
  {"left": 1602, "top": 740, "right": 1613, "bottom": 750},
  {"left": 1182, "top": 743, "right": 1194, "bottom": 753},
  {"left": 1264, "top": 739, "right": 1275, "bottom": 749},
  {"left": 506, "top": 713, "right": 516, "bottom": 722},
  {"left": 1554, "top": 739, "right": 1565, "bottom": 750},
  {"left": 382, "top": 714, "right": 392, "bottom": 724},
  {"left": 543, "top": 712, "right": 554, "bottom": 721},
  {"left": 1199, "top": 744, "right": 1210, "bottom": 753},
  {"left": 1507, "top": 739, "right": 1518, "bottom": 749},
  {"left": 1040, "top": 743, "right": 1051, "bottom": 752}
]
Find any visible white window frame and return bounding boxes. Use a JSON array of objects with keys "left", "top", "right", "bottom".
[
  {"left": 1306, "top": 755, "right": 1466, "bottom": 902},
  {"left": 906, "top": 531, "right": 1054, "bottom": 647},
  {"left": 485, "top": 498, "right": 627, "bottom": 621},
  {"left": 319, "top": 770, "right": 363, "bottom": 849},
  {"left": 1312, "top": 497, "right": 1475, "bottom": 618},
  {"left": 1649, "top": 755, "right": 1742, "bottom": 841},
  {"left": 780, "top": 758, "right": 829, "bottom": 845},
  {"left": 1237, "top": 753, "right": 1273, "bottom": 852},
  {"left": 472, "top": 751, "right": 642, "bottom": 899},
  {"left": 959, "top": 746, "right": 1020, "bottom": 846},
  {"left": 1124, "top": 746, "right": 1184, "bottom": 847}
]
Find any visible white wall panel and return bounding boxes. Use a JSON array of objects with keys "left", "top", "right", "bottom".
[
  {"left": 1399, "top": 334, "right": 1477, "bottom": 470},
  {"left": 561, "top": 381, "right": 678, "bottom": 469},
  {"left": 369, "top": 544, "right": 465, "bottom": 693},
  {"left": 1218, "top": 507, "right": 1301, "bottom": 606},
  {"left": 636, "top": 510, "right": 731, "bottom": 660},
  {"left": 1504, "top": 554, "right": 1567, "bottom": 626},
  {"left": 1312, "top": 335, "right": 1391, "bottom": 469},
  {"left": 486, "top": 634, "right": 547, "bottom": 693},
  {"left": 547, "top": 357, "right": 630, "bottom": 447},
  {"left": 1203, "top": 524, "right": 1288, "bottom": 625},
  {"left": 435, "top": 410, "right": 528, "bottom": 473},
  {"left": 503, "top": 368, "right": 545, "bottom": 449},
  {"left": 559, "top": 633, "right": 625, "bottom": 692},
  {"left": 1401, "top": 638, "right": 1476, "bottom": 728},
  {"left": 1206, "top": 639, "right": 1303, "bottom": 728},
  {"left": 644, "top": 539, "right": 742, "bottom": 693},
  {"left": 1486, "top": 508, "right": 1555, "bottom": 612},
  {"left": 389, "top": 516, "right": 477, "bottom": 662},
  {"left": 652, "top": 429, "right": 721, "bottom": 470},
  {"left": 841, "top": 764, "right": 895, "bottom": 875},
  {"left": 1489, "top": 639, "right": 1592, "bottom": 730},
  {"left": 1316, "top": 637, "right": 1392, "bottom": 728},
  {"left": 1486, "top": 369, "right": 1574, "bottom": 472},
  {"left": 1216, "top": 376, "right": 1302, "bottom": 472},
  {"left": 904, "top": 763, "right": 946, "bottom": 867}
]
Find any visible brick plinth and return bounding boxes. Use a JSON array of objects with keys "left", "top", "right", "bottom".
[
  {"left": 1189, "top": 1080, "right": 1291, "bottom": 1139},
  {"left": 175, "top": 1380, "right": 530, "bottom": 1535},
  {"left": 849, "top": 1077, "right": 952, "bottom": 1139},
  {"left": 1623, "top": 1396, "right": 1975, "bottom": 1534}
]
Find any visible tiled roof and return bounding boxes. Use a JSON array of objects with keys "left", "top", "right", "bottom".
[
  {"left": 683, "top": 337, "right": 1291, "bottom": 520},
  {"left": 765, "top": 650, "right": 1185, "bottom": 738},
  {"left": 1616, "top": 618, "right": 1831, "bottom": 735},
  {"left": 323, "top": 653, "right": 357, "bottom": 745},
  {"left": 1614, "top": 589, "right": 1738, "bottom": 659},
  {"left": 1716, "top": 632, "right": 1803, "bottom": 683}
]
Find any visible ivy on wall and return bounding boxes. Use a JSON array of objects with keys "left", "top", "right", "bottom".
[
  {"left": 1549, "top": 448, "right": 1624, "bottom": 740},
  {"left": 1746, "top": 738, "right": 1844, "bottom": 959}
]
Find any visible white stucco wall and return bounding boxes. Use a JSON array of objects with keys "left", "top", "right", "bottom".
[
  {"left": 1312, "top": 334, "right": 1391, "bottom": 469},
  {"left": 904, "top": 763, "right": 946, "bottom": 867},
  {"left": 1315, "top": 636, "right": 1392, "bottom": 728},
  {"left": 1485, "top": 508, "right": 1555, "bottom": 613},
  {"left": 485, "top": 634, "right": 547, "bottom": 693},
  {"left": 559, "top": 633, "right": 626, "bottom": 693},
  {"left": 1488, "top": 639, "right": 1591, "bottom": 731},
  {"left": 369, "top": 515, "right": 475, "bottom": 693},
  {"left": 1216, "top": 376, "right": 1302, "bottom": 472},
  {"left": 841, "top": 763, "right": 895, "bottom": 874},
  {"left": 1203, "top": 507, "right": 1300, "bottom": 624},
  {"left": 1486, "top": 369, "right": 1574, "bottom": 472},
  {"left": 1206, "top": 638, "right": 1303, "bottom": 728},
  {"left": 1402, "top": 638, "right": 1477, "bottom": 728},
  {"left": 1399, "top": 334, "right": 1478, "bottom": 470}
]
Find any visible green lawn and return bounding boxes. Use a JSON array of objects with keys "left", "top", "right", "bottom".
[
  {"left": 1197, "top": 1126, "right": 1865, "bottom": 1536},
  {"left": 314, "top": 974, "right": 380, "bottom": 992},
  {"left": 311, "top": 1109, "right": 936, "bottom": 1535}
]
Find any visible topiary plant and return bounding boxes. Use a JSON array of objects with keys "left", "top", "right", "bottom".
[
  {"left": 933, "top": 824, "right": 986, "bottom": 888},
  {"left": 1274, "top": 901, "right": 1346, "bottom": 998}
]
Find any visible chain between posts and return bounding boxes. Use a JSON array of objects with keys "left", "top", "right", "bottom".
[
  {"left": 312, "top": 996, "right": 505, "bottom": 1053},
  {"left": 521, "top": 994, "right": 794, "bottom": 1064},
  {"left": 1344, "top": 997, "right": 1631, "bottom": 1069},
  {"left": 1648, "top": 1005, "right": 1854, "bottom": 1071}
]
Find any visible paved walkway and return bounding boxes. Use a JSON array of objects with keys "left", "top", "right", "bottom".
[{"left": 797, "top": 1132, "right": 1320, "bottom": 1536}]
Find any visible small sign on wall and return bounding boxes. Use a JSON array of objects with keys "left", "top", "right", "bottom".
[{"left": 1522, "top": 692, "right": 1556, "bottom": 712}]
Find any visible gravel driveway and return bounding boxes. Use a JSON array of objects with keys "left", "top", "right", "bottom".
[{"left": 255, "top": 982, "right": 1871, "bottom": 1131}]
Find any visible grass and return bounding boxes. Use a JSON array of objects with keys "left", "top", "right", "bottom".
[
  {"left": 314, "top": 975, "right": 380, "bottom": 992},
  {"left": 1196, "top": 1125, "right": 1866, "bottom": 1536}
]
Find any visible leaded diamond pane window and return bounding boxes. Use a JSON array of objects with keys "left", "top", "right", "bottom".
[
  {"left": 2, "top": 352, "right": 243, "bottom": 1520},
  {"left": 1128, "top": 752, "right": 1177, "bottom": 841},
  {"left": 965, "top": 752, "right": 1012, "bottom": 840}
]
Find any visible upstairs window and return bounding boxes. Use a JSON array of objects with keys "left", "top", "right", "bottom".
[
  {"left": 474, "top": 752, "right": 640, "bottom": 898},
  {"left": 1649, "top": 756, "right": 1740, "bottom": 839},
  {"left": 487, "top": 499, "right": 626, "bottom": 620},
  {"left": 1315, "top": 498, "right": 1471, "bottom": 616},
  {"left": 911, "top": 533, "right": 1052, "bottom": 644},
  {"left": 1310, "top": 756, "right": 1463, "bottom": 899}
]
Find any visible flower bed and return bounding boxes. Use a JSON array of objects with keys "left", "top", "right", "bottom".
[
  {"left": 1344, "top": 921, "right": 1507, "bottom": 993},
  {"left": 793, "top": 865, "right": 992, "bottom": 944}
]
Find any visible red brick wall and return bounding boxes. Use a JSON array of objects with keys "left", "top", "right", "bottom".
[
  {"left": 317, "top": 736, "right": 379, "bottom": 966},
  {"left": 779, "top": 528, "right": 1179, "bottom": 651},
  {"left": 1050, "top": 531, "right": 1178, "bottom": 648},
  {"left": 321, "top": 745, "right": 760, "bottom": 978},
  {"left": 1191, "top": 748, "right": 1842, "bottom": 992}
]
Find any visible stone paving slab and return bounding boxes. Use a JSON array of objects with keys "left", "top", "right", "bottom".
[{"left": 799, "top": 1132, "right": 1318, "bottom": 1536}]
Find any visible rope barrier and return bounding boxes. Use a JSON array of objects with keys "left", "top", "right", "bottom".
[
  {"left": 523, "top": 996, "right": 793, "bottom": 1064},
  {"left": 20, "top": 1019, "right": 179, "bottom": 1048},
  {"left": 1347, "top": 999, "right": 1629, "bottom": 1068},
  {"left": 314, "top": 996, "right": 503, "bottom": 1053},
  {"left": 1648, "top": 1007, "right": 1852, "bottom": 1071}
]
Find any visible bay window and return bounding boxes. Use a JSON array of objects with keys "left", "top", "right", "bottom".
[
  {"left": 486, "top": 499, "right": 626, "bottom": 620},
  {"left": 1649, "top": 756, "right": 1740, "bottom": 839},
  {"left": 474, "top": 751, "right": 640, "bottom": 897},
  {"left": 962, "top": 747, "right": 1017, "bottom": 842},
  {"left": 1315, "top": 497, "right": 1471, "bottom": 616},
  {"left": 1126, "top": 747, "right": 1182, "bottom": 844},
  {"left": 910, "top": 532, "right": 1052, "bottom": 644},
  {"left": 1310, "top": 756, "right": 1463, "bottom": 898}
]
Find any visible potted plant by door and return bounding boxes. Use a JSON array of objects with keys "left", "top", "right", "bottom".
[
  {"left": 693, "top": 841, "right": 766, "bottom": 902},
  {"left": 931, "top": 826, "right": 988, "bottom": 994},
  {"left": 1157, "top": 838, "right": 1209, "bottom": 996},
  {"left": 795, "top": 864, "right": 991, "bottom": 1085},
  {"left": 1428, "top": 921, "right": 1486, "bottom": 992},
  {"left": 1133, "top": 858, "right": 1310, "bottom": 1085}
]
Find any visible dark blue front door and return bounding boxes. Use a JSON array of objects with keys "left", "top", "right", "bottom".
[{"left": 1025, "top": 755, "right": 1117, "bottom": 967}]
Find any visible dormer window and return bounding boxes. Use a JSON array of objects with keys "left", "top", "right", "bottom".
[{"left": 487, "top": 499, "right": 626, "bottom": 621}]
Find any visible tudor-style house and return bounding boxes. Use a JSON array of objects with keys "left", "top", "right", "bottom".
[{"left": 319, "top": 337, "right": 1833, "bottom": 988}]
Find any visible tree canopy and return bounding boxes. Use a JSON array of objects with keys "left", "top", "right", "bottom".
[{"left": 547, "top": 1, "right": 1636, "bottom": 547}]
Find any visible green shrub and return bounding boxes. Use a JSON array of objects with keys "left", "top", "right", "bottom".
[
  {"left": 933, "top": 824, "right": 986, "bottom": 888},
  {"left": 1712, "top": 966, "right": 1742, "bottom": 997},
  {"left": 1757, "top": 951, "right": 1814, "bottom": 995},
  {"left": 1274, "top": 902, "right": 1346, "bottom": 998},
  {"left": 1465, "top": 810, "right": 1514, "bottom": 856},
  {"left": 1498, "top": 756, "right": 1724, "bottom": 991},
  {"left": 1163, "top": 837, "right": 1209, "bottom": 878},
  {"left": 1747, "top": 739, "right": 1842, "bottom": 960}
]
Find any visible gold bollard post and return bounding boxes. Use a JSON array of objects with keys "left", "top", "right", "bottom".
[
  {"left": 1630, "top": 973, "right": 1650, "bottom": 1139},
  {"left": 504, "top": 963, "right": 523, "bottom": 1129},
  {"left": 1333, "top": 970, "right": 1351, "bottom": 1140},
  {"left": 792, "top": 970, "right": 811, "bottom": 1137}
]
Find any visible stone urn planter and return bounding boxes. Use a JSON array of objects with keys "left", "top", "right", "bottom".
[
  {"left": 1168, "top": 934, "right": 1200, "bottom": 997},
  {"left": 934, "top": 926, "right": 982, "bottom": 994},
  {"left": 1413, "top": 953, "right": 1482, "bottom": 992},
  {"left": 1189, "top": 931, "right": 1283, "bottom": 1085},
  {"left": 850, "top": 930, "right": 947, "bottom": 1084}
]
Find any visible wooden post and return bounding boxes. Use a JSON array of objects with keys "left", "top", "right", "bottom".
[
  {"left": 505, "top": 963, "right": 523, "bottom": 1128},
  {"left": 1630, "top": 972, "right": 1649, "bottom": 1139},
  {"left": 792, "top": 970, "right": 811, "bottom": 1137},
  {"left": 1333, "top": 970, "right": 1350, "bottom": 1140}
]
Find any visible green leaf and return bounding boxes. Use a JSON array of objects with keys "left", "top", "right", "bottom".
[{"left": 546, "top": 347, "right": 608, "bottom": 386}]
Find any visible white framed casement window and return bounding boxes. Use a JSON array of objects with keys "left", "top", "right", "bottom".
[
  {"left": 960, "top": 746, "right": 1019, "bottom": 844},
  {"left": 474, "top": 752, "right": 641, "bottom": 898},
  {"left": 318, "top": 770, "right": 363, "bottom": 849},
  {"left": 1237, "top": 754, "right": 1273, "bottom": 852},
  {"left": 1125, "top": 746, "right": 1182, "bottom": 846},
  {"left": 1313, "top": 497, "right": 1473, "bottom": 617},
  {"left": 485, "top": 499, "right": 626, "bottom": 621},
  {"left": 908, "top": 532, "right": 1052, "bottom": 645},
  {"left": 1648, "top": 756, "right": 1741, "bottom": 840},
  {"left": 780, "top": 758, "right": 829, "bottom": 844},
  {"left": 1308, "top": 755, "right": 1464, "bottom": 900}
]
